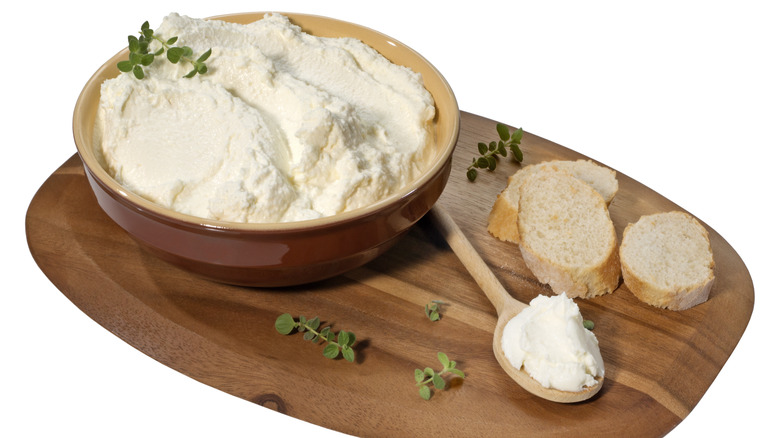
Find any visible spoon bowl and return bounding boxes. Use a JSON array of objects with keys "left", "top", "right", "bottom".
[
  {"left": 492, "top": 299, "right": 604, "bottom": 403},
  {"left": 429, "top": 204, "right": 603, "bottom": 403}
]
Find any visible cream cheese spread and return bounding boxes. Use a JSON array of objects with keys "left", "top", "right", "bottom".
[
  {"left": 501, "top": 293, "right": 605, "bottom": 392},
  {"left": 94, "top": 13, "right": 435, "bottom": 223}
]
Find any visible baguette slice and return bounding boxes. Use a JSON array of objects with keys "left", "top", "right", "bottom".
[
  {"left": 488, "top": 160, "right": 618, "bottom": 243},
  {"left": 619, "top": 211, "right": 715, "bottom": 310},
  {"left": 516, "top": 171, "right": 620, "bottom": 298}
]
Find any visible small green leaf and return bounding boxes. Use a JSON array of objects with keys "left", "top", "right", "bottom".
[
  {"left": 183, "top": 69, "right": 197, "bottom": 78},
  {"left": 166, "top": 36, "right": 179, "bottom": 45},
  {"left": 337, "top": 330, "right": 349, "bottom": 346},
  {"left": 346, "top": 332, "right": 356, "bottom": 347},
  {"left": 429, "top": 311, "right": 439, "bottom": 321},
  {"left": 489, "top": 141, "right": 497, "bottom": 151},
  {"left": 141, "top": 21, "right": 150, "bottom": 31},
  {"left": 342, "top": 346, "right": 355, "bottom": 362},
  {"left": 583, "top": 319, "right": 595, "bottom": 330},
  {"left": 197, "top": 64, "right": 208, "bottom": 74},
  {"left": 432, "top": 373, "right": 445, "bottom": 390},
  {"left": 129, "top": 51, "right": 143, "bottom": 65},
  {"left": 307, "top": 317, "right": 320, "bottom": 330},
  {"left": 414, "top": 369, "right": 425, "bottom": 383},
  {"left": 128, "top": 35, "right": 139, "bottom": 52},
  {"left": 322, "top": 343, "right": 340, "bottom": 359},
  {"left": 132, "top": 64, "right": 144, "bottom": 79},
  {"left": 424, "top": 367, "right": 435, "bottom": 377},
  {"left": 451, "top": 368, "right": 465, "bottom": 379},
  {"left": 438, "top": 352, "right": 449, "bottom": 368},
  {"left": 419, "top": 385, "right": 431, "bottom": 400},
  {"left": 302, "top": 331, "right": 317, "bottom": 342},
  {"left": 181, "top": 46, "right": 193, "bottom": 57},
  {"left": 141, "top": 53, "right": 155, "bottom": 66},
  {"left": 167, "top": 47, "right": 183, "bottom": 63},
  {"left": 477, "top": 142, "right": 488, "bottom": 155},
  {"left": 487, "top": 156, "right": 497, "bottom": 171},
  {"left": 117, "top": 60, "right": 133, "bottom": 72},
  {"left": 274, "top": 313, "right": 296, "bottom": 334},
  {"left": 197, "top": 48, "right": 212, "bottom": 62},
  {"left": 467, "top": 168, "right": 477, "bottom": 181},
  {"left": 511, "top": 127, "right": 524, "bottom": 143},
  {"left": 497, "top": 123, "right": 510, "bottom": 141},
  {"left": 476, "top": 157, "right": 489, "bottom": 168},
  {"left": 510, "top": 143, "right": 523, "bottom": 162}
]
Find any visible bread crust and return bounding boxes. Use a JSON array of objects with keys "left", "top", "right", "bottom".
[
  {"left": 487, "top": 189, "right": 521, "bottom": 243},
  {"left": 519, "top": 241, "right": 621, "bottom": 299}
]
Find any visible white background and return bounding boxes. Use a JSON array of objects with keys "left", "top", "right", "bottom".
[{"left": 5, "top": 0, "right": 777, "bottom": 436}]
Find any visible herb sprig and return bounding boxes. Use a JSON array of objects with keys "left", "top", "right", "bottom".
[
  {"left": 424, "top": 300, "right": 445, "bottom": 322},
  {"left": 467, "top": 123, "right": 523, "bottom": 181},
  {"left": 414, "top": 352, "right": 465, "bottom": 400},
  {"left": 275, "top": 313, "right": 357, "bottom": 362},
  {"left": 117, "top": 21, "right": 212, "bottom": 79}
]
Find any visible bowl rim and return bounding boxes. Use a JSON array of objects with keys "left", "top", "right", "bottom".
[{"left": 73, "top": 11, "right": 460, "bottom": 233}]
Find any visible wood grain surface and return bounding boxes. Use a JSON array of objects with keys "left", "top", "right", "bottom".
[{"left": 26, "top": 111, "right": 753, "bottom": 437}]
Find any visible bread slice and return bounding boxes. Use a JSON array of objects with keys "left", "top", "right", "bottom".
[
  {"left": 516, "top": 171, "right": 621, "bottom": 298},
  {"left": 488, "top": 160, "right": 618, "bottom": 243},
  {"left": 619, "top": 211, "right": 715, "bottom": 310}
]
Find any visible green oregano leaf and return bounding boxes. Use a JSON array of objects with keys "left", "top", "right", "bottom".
[
  {"left": 132, "top": 64, "right": 144, "bottom": 79},
  {"left": 117, "top": 60, "right": 133, "bottom": 72},
  {"left": 197, "top": 48, "right": 212, "bottom": 63},
  {"left": 438, "top": 352, "right": 449, "bottom": 368},
  {"left": 466, "top": 123, "right": 524, "bottom": 181},
  {"left": 415, "top": 352, "right": 466, "bottom": 400},
  {"left": 342, "top": 346, "right": 355, "bottom": 362},
  {"left": 497, "top": 123, "right": 510, "bottom": 141},
  {"left": 323, "top": 344, "right": 340, "bottom": 359},
  {"left": 275, "top": 313, "right": 358, "bottom": 363},
  {"left": 274, "top": 313, "right": 296, "bottom": 335},
  {"left": 117, "top": 20, "right": 211, "bottom": 79}
]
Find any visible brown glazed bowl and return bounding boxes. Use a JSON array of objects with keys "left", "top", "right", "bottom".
[{"left": 72, "top": 12, "right": 460, "bottom": 287}]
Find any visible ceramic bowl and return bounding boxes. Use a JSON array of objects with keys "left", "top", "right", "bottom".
[{"left": 72, "top": 12, "right": 460, "bottom": 287}]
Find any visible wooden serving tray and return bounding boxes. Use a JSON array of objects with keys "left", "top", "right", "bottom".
[{"left": 26, "top": 111, "right": 753, "bottom": 437}]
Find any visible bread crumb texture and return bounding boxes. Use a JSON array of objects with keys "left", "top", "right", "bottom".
[
  {"left": 620, "top": 211, "right": 715, "bottom": 310},
  {"left": 517, "top": 171, "right": 620, "bottom": 298},
  {"left": 488, "top": 159, "right": 618, "bottom": 243}
]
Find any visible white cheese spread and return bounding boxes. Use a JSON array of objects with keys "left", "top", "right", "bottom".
[
  {"left": 501, "top": 293, "right": 605, "bottom": 392},
  {"left": 94, "top": 13, "right": 435, "bottom": 223}
]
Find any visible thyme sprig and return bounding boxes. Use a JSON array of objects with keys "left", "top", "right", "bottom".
[
  {"left": 117, "top": 21, "right": 211, "bottom": 79},
  {"left": 467, "top": 123, "right": 524, "bottom": 181},
  {"left": 275, "top": 313, "right": 357, "bottom": 362},
  {"left": 414, "top": 352, "right": 465, "bottom": 400}
]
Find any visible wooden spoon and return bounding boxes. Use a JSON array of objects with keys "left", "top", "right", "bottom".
[{"left": 428, "top": 204, "right": 604, "bottom": 403}]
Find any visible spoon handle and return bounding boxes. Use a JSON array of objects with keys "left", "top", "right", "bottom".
[{"left": 429, "top": 204, "right": 515, "bottom": 315}]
